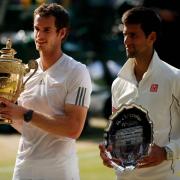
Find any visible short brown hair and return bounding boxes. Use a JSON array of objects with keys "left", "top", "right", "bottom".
[
  {"left": 34, "top": 3, "right": 70, "bottom": 30},
  {"left": 122, "top": 6, "right": 161, "bottom": 38}
]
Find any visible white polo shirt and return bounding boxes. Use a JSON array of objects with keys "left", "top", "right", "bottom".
[
  {"left": 112, "top": 52, "right": 180, "bottom": 180},
  {"left": 12, "top": 54, "right": 92, "bottom": 180}
]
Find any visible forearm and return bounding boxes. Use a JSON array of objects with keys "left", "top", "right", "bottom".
[
  {"left": 0, "top": 97, "right": 88, "bottom": 139},
  {"left": 30, "top": 111, "right": 86, "bottom": 139},
  {"left": 11, "top": 122, "right": 22, "bottom": 134}
]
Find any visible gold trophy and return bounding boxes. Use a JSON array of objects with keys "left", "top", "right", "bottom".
[{"left": 0, "top": 39, "right": 38, "bottom": 124}]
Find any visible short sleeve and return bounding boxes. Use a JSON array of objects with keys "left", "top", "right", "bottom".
[{"left": 65, "top": 65, "right": 92, "bottom": 108}]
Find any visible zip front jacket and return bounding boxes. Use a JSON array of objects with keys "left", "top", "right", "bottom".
[{"left": 112, "top": 51, "right": 180, "bottom": 180}]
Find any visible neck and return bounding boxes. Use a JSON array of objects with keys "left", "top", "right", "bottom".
[
  {"left": 134, "top": 49, "right": 154, "bottom": 82},
  {"left": 40, "top": 50, "right": 63, "bottom": 71}
]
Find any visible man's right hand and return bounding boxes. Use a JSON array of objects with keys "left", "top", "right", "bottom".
[{"left": 99, "top": 143, "right": 121, "bottom": 168}]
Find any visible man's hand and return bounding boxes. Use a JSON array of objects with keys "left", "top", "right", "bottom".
[
  {"left": 99, "top": 143, "right": 113, "bottom": 168},
  {"left": 137, "top": 144, "right": 166, "bottom": 168},
  {"left": 0, "top": 97, "right": 26, "bottom": 122},
  {"left": 99, "top": 143, "right": 121, "bottom": 168}
]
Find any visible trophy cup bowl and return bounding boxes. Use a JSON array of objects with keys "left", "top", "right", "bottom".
[
  {"left": 0, "top": 39, "right": 38, "bottom": 124},
  {"left": 104, "top": 103, "right": 153, "bottom": 172}
]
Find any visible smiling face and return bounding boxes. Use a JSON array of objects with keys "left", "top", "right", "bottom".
[
  {"left": 123, "top": 24, "right": 155, "bottom": 59},
  {"left": 34, "top": 15, "right": 66, "bottom": 54}
]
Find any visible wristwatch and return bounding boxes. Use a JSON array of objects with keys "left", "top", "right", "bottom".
[
  {"left": 23, "top": 110, "right": 34, "bottom": 123},
  {"left": 164, "top": 146, "right": 173, "bottom": 160}
]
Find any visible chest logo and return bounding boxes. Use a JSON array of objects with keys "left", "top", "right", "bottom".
[{"left": 150, "top": 84, "right": 158, "bottom": 92}]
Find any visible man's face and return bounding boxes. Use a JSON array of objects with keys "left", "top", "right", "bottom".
[
  {"left": 34, "top": 15, "right": 62, "bottom": 53},
  {"left": 123, "top": 24, "right": 152, "bottom": 58}
]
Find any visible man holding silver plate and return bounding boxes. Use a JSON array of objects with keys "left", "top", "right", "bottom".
[{"left": 99, "top": 6, "right": 180, "bottom": 180}]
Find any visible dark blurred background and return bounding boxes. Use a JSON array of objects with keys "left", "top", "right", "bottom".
[{"left": 0, "top": 0, "right": 180, "bottom": 133}]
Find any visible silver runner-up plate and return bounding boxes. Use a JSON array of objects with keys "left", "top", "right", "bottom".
[{"left": 104, "top": 103, "right": 153, "bottom": 172}]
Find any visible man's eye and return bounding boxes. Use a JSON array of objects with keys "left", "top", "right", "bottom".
[
  {"left": 130, "top": 34, "right": 136, "bottom": 38},
  {"left": 44, "top": 29, "right": 50, "bottom": 32}
]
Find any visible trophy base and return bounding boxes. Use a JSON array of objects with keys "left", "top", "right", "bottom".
[{"left": 0, "top": 118, "right": 12, "bottom": 124}]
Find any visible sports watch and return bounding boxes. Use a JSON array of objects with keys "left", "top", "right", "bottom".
[
  {"left": 23, "top": 110, "right": 34, "bottom": 123},
  {"left": 164, "top": 146, "right": 173, "bottom": 160}
]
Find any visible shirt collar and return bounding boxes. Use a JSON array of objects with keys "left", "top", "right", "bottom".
[
  {"left": 36, "top": 53, "right": 65, "bottom": 73},
  {"left": 118, "top": 51, "right": 160, "bottom": 82}
]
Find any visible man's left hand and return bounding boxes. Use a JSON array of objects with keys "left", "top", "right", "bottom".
[{"left": 137, "top": 144, "right": 166, "bottom": 168}]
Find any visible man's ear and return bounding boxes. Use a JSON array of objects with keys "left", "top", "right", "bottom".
[
  {"left": 148, "top": 32, "right": 157, "bottom": 43},
  {"left": 58, "top": 27, "right": 69, "bottom": 42}
]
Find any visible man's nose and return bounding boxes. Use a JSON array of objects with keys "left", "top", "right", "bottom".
[
  {"left": 124, "top": 36, "right": 131, "bottom": 45},
  {"left": 36, "top": 31, "right": 45, "bottom": 39}
]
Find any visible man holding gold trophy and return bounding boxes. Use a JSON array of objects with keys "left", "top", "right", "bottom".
[
  {"left": 0, "top": 3, "right": 92, "bottom": 180},
  {"left": 99, "top": 7, "right": 180, "bottom": 180}
]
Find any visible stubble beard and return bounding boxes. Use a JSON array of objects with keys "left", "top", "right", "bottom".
[
  {"left": 36, "top": 44, "right": 46, "bottom": 52},
  {"left": 126, "top": 50, "right": 136, "bottom": 58}
]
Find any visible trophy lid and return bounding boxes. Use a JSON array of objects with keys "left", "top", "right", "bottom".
[{"left": 0, "top": 39, "right": 17, "bottom": 60}]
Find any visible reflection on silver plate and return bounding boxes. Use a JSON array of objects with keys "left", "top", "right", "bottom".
[{"left": 104, "top": 103, "right": 153, "bottom": 172}]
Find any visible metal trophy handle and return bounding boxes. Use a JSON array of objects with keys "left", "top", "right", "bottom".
[
  {"left": 0, "top": 39, "right": 38, "bottom": 124},
  {"left": 23, "top": 60, "right": 38, "bottom": 86}
]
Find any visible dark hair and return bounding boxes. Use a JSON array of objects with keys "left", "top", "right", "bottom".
[
  {"left": 122, "top": 6, "right": 162, "bottom": 37},
  {"left": 34, "top": 3, "right": 70, "bottom": 30}
]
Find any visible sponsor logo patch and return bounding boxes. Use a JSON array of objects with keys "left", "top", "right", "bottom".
[{"left": 150, "top": 84, "right": 158, "bottom": 92}]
